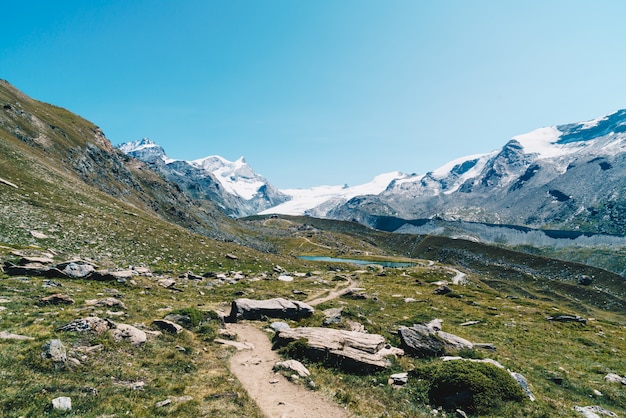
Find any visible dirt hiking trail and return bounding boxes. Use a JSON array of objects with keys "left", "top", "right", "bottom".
[{"left": 227, "top": 277, "right": 357, "bottom": 417}]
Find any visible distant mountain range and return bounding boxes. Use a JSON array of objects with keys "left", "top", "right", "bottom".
[{"left": 119, "top": 109, "right": 626, "bottom": 236}]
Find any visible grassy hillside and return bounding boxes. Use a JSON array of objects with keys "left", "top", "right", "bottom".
[{"left": 1, "top": 82, "right": 625, "bottom": 417}]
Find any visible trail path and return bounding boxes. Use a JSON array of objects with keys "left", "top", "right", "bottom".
[{"left": 227, "top": 277, "right": 356, "bottom": 417}]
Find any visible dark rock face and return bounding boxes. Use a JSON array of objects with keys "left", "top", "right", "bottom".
[{"left": 227, "top": 298, "right": 314, "bottom": 322}]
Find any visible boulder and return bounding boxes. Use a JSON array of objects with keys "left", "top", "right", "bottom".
[
  {"left": 0, "top": 331, "right": 34, "bottom": 340},
  {"left": 110, "top": 324, "right": 147, "bottom": 346},
  {"left": 399, "top": 320, "right": 473, "bottom": 357},
  {"left": 577, "top": 275, "right": 593, "bottom": 286},
  {"left": 322, "top": 307, "right": 343, "bottom": 326},
  {"left": 58, "top": 261, "right": 96, "bottom": 279},
  {"left": 574, "top": 405, "right": 618, "bottom": 417},
  {"left": 41, "top": 339, "right": 67, "bottom": 363},
  {"left": 547, "top": 315, "right": 587, "bottom": 324},
  {"left": 389, "top": 372, "right": 409, "bottom": 386},
  {"left": 274, "top": 359, "right": 311, "bottom": 378},
  {"left": 228, "top": 298, "right": 314, "bottom": 322},
  {"left": 152, "top": 319, "right": 184, "bottom": 334},
  {"left": 57, "top": 317, "right": 113, "bottom": 334},
  {"left": 52, "top": 397, "right": 72, "bottom": 411},
  {"left": 84, "top": 297, "right": 126, "bottom": 310},
  {"left": 604, "top": 373, "right": 626, "bottom": 385},
  {"left": 398, "top": 324, "right": 446, "bottom": 357},
  {"left": 275, "top": 327, "right": 395, "bottom": 371},
  {"left": 39, "top": 293, "right": 75, "bottom": 305}
]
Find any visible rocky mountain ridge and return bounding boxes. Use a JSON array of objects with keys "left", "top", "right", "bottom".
[
  {"left": 328, "top": 109, "right": 626, "bottom": 236},
  {"left": 117, "top": 138, "right": 289, "bottom": 217}
]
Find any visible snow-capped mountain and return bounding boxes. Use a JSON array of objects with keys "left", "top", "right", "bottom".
[
  {"left": 117, "top": 138, "right": 289, "bottom": 217},
  {"left": 329, "top": 109, "right": 626, "bottom": 235},
  {"left": 259, "top": 171, "right": 406, "bottom": 217}
]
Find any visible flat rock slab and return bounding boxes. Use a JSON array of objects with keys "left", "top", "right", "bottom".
[
  {"left": 276, "top": 327, "right": 394, "bottom": 371},
  {"left": 228, "top": 298, "right": 314, "bottom": 322}
]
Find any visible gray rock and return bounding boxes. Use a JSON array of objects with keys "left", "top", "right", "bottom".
[
  {"left": 322, "top": 307, "right": 343, "bottom": 325},
  {"left": 110, "top": 324, "right": 147, "bottom": 346},
  {"left": 577, "top": 275, "right": 593, "bottom": 286},
  {"left": 274, "top": 359, "right": 311, "bottom": 378},
  {"left": 59, "top": 262, "right": 96, "bottom": 278},
  {"left": 52, "top": 396, "right": 72, "bottom": 411},
  {"left": 0, "top": 331, "right": 34, "bottom": 340},
  {"left": 42, "top": 339, "right": 67, "bottom": 363},
  {"left": 275, "top": 326, "right": 394, "bottom": 371},
  {"left": 84, "top": 297, "right": 126, "bottom": 310},
  {"left": 604, "top": 373, "right": 626, "bottom": 385},
  {"left": 57, "top": 317, "right": 113, "bottom": 334},
  {"left": 547, "top": 315, "right": 587, "bottom": 324},
  {"left": 574, "top": 405, "right": 618, "bottom": 417},
  {"left": 398, "top": 324, "right": 445, "bottom": 357},
  {"left": 228, "top": 298, "right": 314, "bottom": 322},
  {"left": 270, "top": 321, "right": 290, "bottom": 332},
  {"left": 39, "top": 293, "right": 75, "bottom": 305},
  {"left": 509, "top": 371, "right": 535, "bottom": 401},
  {"left": 389, "top": 372, "right": 409, "bottom": 386},
  {"left": 152, "top": 319, "right": 183, "bottom": 334}
]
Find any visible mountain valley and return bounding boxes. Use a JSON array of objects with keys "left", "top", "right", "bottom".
[{"left": 1, "top": 80, "right": 625, "bottom": 417}]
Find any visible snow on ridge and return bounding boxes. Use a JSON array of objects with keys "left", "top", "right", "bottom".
[
  {"left": 117, "top": 138, "right": 159, "bottom": 153},
  {"left": 512, "top": 126, "right": 563, "bottom": 157},
  {"left": 260, "top": 172, "right": 404, "bottom": 216}
]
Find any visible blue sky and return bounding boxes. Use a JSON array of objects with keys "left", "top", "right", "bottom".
[{"left": 2, "top": 1, "right": 626, "bottom": 188}]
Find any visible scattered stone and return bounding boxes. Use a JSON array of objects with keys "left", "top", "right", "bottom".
[
  {"left": 84, "top": 297, "right": 126, "bottom": 310},
  {"left": 158, "top": 278, "right": 177, "bottom": 289},
  {"left": 0, "top": 176, "right": 18, "bottom": 189},
  {"left": 215, "top": 339, "right": 254, "bottom": 350},
  {"left": 109, "top": 324, "right": 147, "bottom": 346},
  {"left": 548, "top": 315, "right": 587, "bottom": 324},
  {"left": 39, "top": 293, "right": 75, "bottom": 305},
  {"left": 91, "top": 270, "right": 134, "bottom": 282},
  {"left": 0, "top": 331, "right": 34, "bottom": 340},
  {"left": 228, "top": 298, "right": 314, "bottom": 322},
  {"left": 388, "top": 372, "right": 408, "bottom": 386},
  {"left": 433, "top": 285, "right": 452, "bottom": 295},
  {"left": 277, "top": 275, "right": 293, "bottom": 282},
  {"left": 152, "top": 319, "right": 184, "bottom": 334},
  {"left": 604, "top": 373, "right": 626, "bottom": 385},
  {"left": 273, "top": 265, "right": 285, "bottom": 273},
  {"left": 510, "top": 371, "right": 535, "bottom": 401},
  {"left": 52, "top": 396, "right": 71, "bottom": 411},
  {"left": 577, "top": 275, "right": 593, "bottom": 286},
  {"left": 155, "top": 396, "right": 194, "bottom": 408},
  {"left": 30, "top": 230, "right": 50, "bottom": 239},
  {"left": 322, "top": 307, "right": 343, "bottom": 325},
  {"left": 225, "top": 253, "right": 239, "bottom": 260},
  {"left": 460, "top": 320, "right": 480, "bottom": 326},
  {"left": 399, "top": 320, "right": 473, "bottom": 357},
  {"left": 57, "top": 317, "right": 113, "bottom": 334},
  {"left": 274, "top": 359, "right": 311, "bottom": 378},
  {"left": 292, "top": 289, "right": 307, "bottom": 295},
  {"left": 58, "top": 262, "right": 96, "bottom": 279},
  {"left": 0, "top": 297, "right": 11, "bottom": 303},
  {"left": 474, "top": 343, "right": 497, "bottom": 351},
  {"left": 456, "top": 409, "right": 469, "bottom": 418},
  {"left": 574, "top": 405, "right": 618, "bottom": 417},
  {"left": 343, "top": 289, "right": 369, "bottom": 299},
  {"left": 270, "top": 321, "right": 290, "bottom": 332},
  {"left": 42, "top": 339, "right": 67, "bottom": 363},
  {"left": 441, "top": 356, "right": 505, "bottom": 369}
]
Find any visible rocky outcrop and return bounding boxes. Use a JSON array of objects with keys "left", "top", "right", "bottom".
[
  {"left": 227, "top": 298, "right": 314, "bottom": 322},
  {"left": 274, "top": 327, "right": 401, "bottom": 371},
  {"left": 398, "top": 319, "right": 474, "bottom": 357},
  {"left": 273, "top": 359, "right": 311, "bottom": 378}
]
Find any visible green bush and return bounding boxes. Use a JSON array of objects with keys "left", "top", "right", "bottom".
[{"left": 412, "top": 361, "right": 525, "bottom": 414}]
